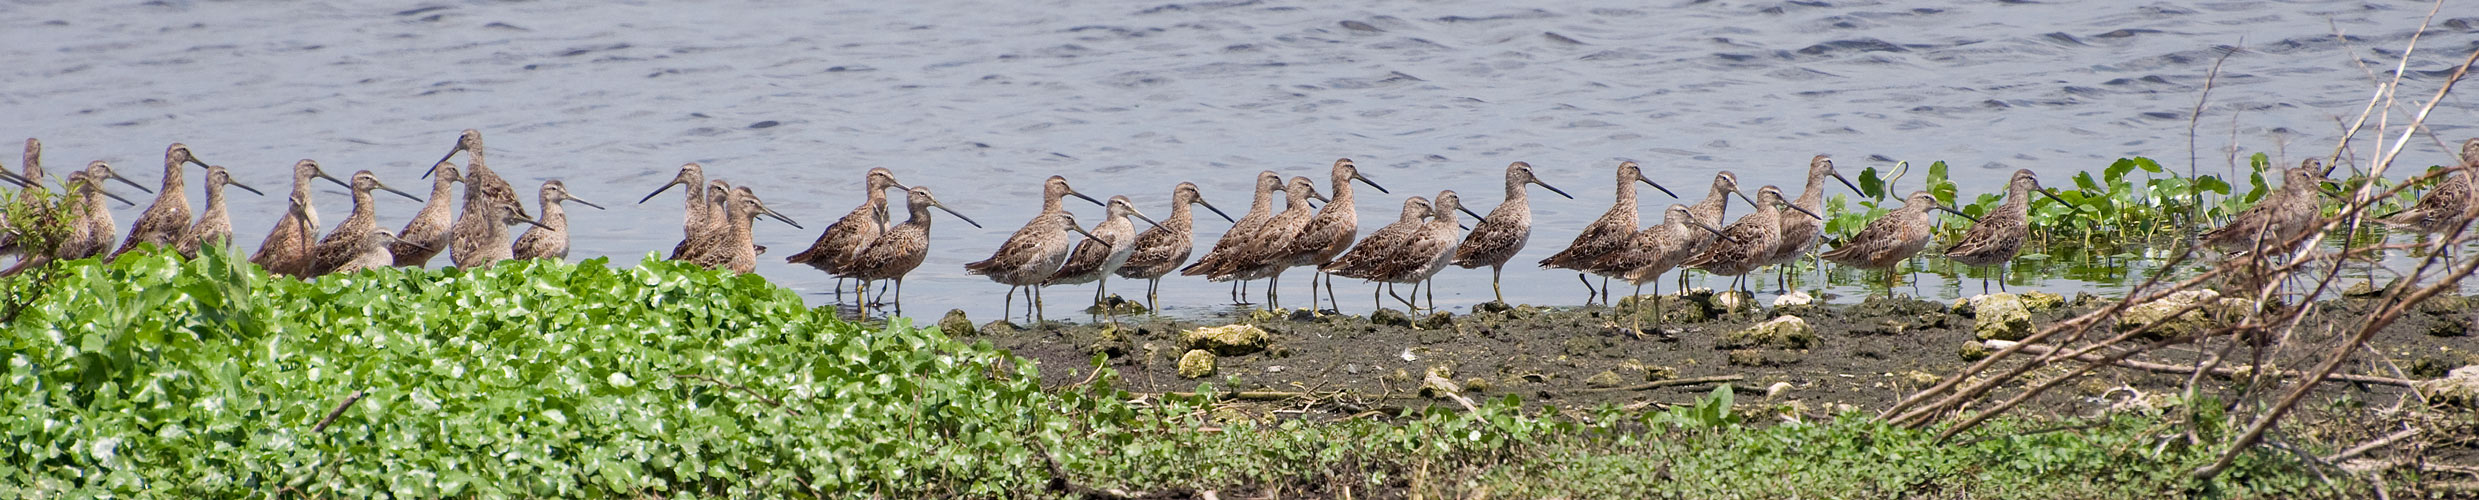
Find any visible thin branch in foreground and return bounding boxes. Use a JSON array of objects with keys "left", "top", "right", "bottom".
[{"left": 312, "top": 389, "right": 370, "bottom": 433}]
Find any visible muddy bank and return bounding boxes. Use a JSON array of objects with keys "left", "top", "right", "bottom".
[{"left": 928, "top": 289, "right": 2476, "bottom": 417}]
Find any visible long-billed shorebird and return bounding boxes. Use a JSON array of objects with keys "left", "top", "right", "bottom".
[
  {"left": 1182, "top": 171, "right": 1284, "bottom": 303},
  {"left": 1686, "top": 185, "right": 1822, "bottom": 294},
  {"left": 689, "top": 186, "right": 801, "bottom": 274},
  {"left": 1045, "top": 195, "right": 1160, "bottom": 313},
  {"left": 1113, "top": 182, "right": 1235, "bottom": 312},
  {"left": 0, "top": 139, "right": 45, "bottom": 259},
  {"left": 335, "top": 229, "right": 422, "bottom": 275},
  {"left": 787, "top": 167, "right": 906, "bottom": 298},
  {"left": 308, "top": 170, "right": 420, "bottom": 276},
  {"left": 392, "top": 162, "right": 461, "bottom": 267},
  {"left": 967, "top": 175, "right": 1110, "bottom": 322},
  {"left": 1276, "top": 158, "right": 1389, "bottom": 312},
  {"left": 513, "top": 180, "right": 602, "bottom": 261},
  {"left": 2375, "top": 139, "right": 2479, "bottom": 254},
  {"left": 636, "top": 163, "right": 711, "bottom": 260},
  {"left": 4, "top": 170, "right": 122, "bottom": 275},
  {"left": 109, "top": 143, "right": 204, "bottom": 260},
  {"left": 449, "top": 198, "right": 554, "bottom": 270},
  {"left": 1324, "top": 196, "right": 1434, "bottom": 310},
  {"left": 835, "top": 186, "right": 978, "bottom": 317},
  {"left": 2200, "top": 159, "right": 2329, "bottom": 257},
  {"left": 252, "top": 160, "right": 351, "bottom": 277},
  {"left": 1944, "top": 169, "right": 2075, "bottom": 293},
  {"left": 1821, "top": 191, "right": 1975, "bottom": 291},
  {"left": 1609, "top": 205, "right": 1731, "bottom": 332},
  {"left": 1212, "top": 176, "right": 1326, "bottom": 308},
  {"left": 1453, "top": 161, "right": 1574, "bottom": 304},
  {"left": 427, "top": 129, "right": 527, "bottom": 220},
  {"left": 1540, "top": 160, "right": 1676, "bottom": 305},
  {"left": 177, "top": 165, "right": 263, "bottom": 258},
  {"left": 1332, "top": 190, "right": 1479, "bottom": 312},
  {"left": 1677, "top": 171, "right": 1741, "bottom": 290},
  {"left": 1760, "top": 155, "right": 1861, "bottom": 293}
]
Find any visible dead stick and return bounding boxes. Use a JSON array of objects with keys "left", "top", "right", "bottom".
[
  {"left": 2326, "top": 427, "right": 2423, "bottom": 463},
  {"left": 1568, "top": 375, "right": 1747, "bottom": 394},
  {"left": 311, "top": 389, "right": 369, "bottom": 433},
  {"left": 1985, "top": 340, "right": 2415, "bottom": 387}
]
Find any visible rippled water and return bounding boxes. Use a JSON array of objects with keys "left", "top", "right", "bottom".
[{"left": 3, "top": 0, "right": 2475, "bottom": 320}]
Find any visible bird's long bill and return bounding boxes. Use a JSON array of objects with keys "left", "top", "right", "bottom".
[
  {"left": 184, "top": 157, "right": 211, "bottom": 169},
  {"left": 228, "top": 178, "right": 266, "bottom": 196},
  {"left": 318, "top": 172, "right": 352, "bottom": 190},
  {"left": 103, "top": 169, "right": 153, "bottom": 194},
  {"left": 1783, "top": 203, "right": 1824, "bottom": 220},
  {"left": 570, "top": 196, "right": 607, "bottom": 210},
  {"left": 1731, "top": 189, "right": 1759, "bottom": 209},
  {"left": 2036, "top": 188, "right": 2083, "bottom": 213},
  {"left": 1637, "top": 173, "right": 1679, "bottom": 199},
  {"left": 1070, "top": 191, "right": 1106, "bottom": 207},
  {"left": 1534, "top": 178, "right": 1575, "bottom": 199},
  {"left": 1691, "top": 220, "right": 1730, "bottom": 237},
  {"left": 100, "top": 189, "right": 138, "bottom": 207},
  {"left": 1355, "top": 173, "right": 1389, "bottom": 194},
  {"left": 427, "top": 143, "right": 467, "bottom": 179},
  {"left": 1128, "top": 209, "right": 1162, "bottom": 229},
  {"left": 510, "top": 213, "right": 554, "bottom": 230},
  {"left": 637, "top": 178, "right": 682, "bottom": 204},
  {"left": 1832, "top": 172, "right": 1862, "bottom": 194},
  {"left": 1196, "top": 198, "right": 1236, "bottom": 223},
  {"left": 1933, "top": 205, "right": 1981, "bottom": 223},
  {"left": 0, "top": 170, "right": 26, "bottom": 188},
  {"left": 932, "top": 202, "right": 983, "bottom": 228},
  {"left": 1456, "top": 205, "right": 1486, "bottom": 221},
  {"left": 378, "top": 184, "right": 423, "bottom": 202},
  {"left": 397, "top": 239, "right": 435, "bottom": 252},
  {"left": 1068, "top": 224, "right": 1111, "bottom": 249},
  {"left": 761, "top": 206, "right": 804, "bottom": 229}
]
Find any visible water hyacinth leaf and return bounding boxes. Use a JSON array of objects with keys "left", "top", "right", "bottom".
[{"left": 1858, "top": 167, "right": 1887, "bottom": 200}]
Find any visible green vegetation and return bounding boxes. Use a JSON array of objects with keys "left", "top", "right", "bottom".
[{"left": 2, "top": 248, "right": 2367, "bottom": 497}]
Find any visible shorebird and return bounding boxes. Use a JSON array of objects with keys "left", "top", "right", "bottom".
[
  {"left": 1686, "top": 185, "right": 1822, "bottom": 294},
  {"left": 2375, "top": 138, "right": 2479, "bottom": 255},
  {"left": 1539, "top": 160, "right": 1676, "bottom": 305},
  {"left": 1821, "top": 191, "right": 1976, "bottom": 291},
  {"left": 1452, "top": 161, "right": 1574, "bottom": 304},
  {"left": 1044, "top": 195, "right": 1160, "bottom": 313},
  {"left": 1331, "top": 190, "right": 1479, "bottom": 312},
  {"left": 308, "top": 170, "right": 420, "bottom": 276},
  {"left": 636, "top": 163, "right": 713, "bottom": 260},
  {"left": 1608, "top": 205, "right": 1731, "bottom": 332},
  {"left": 449, "top": 198, "right": 554, "bottom": 270},
  {"left": 835, "top": 186, "right": 979, "bottom": 317},
  {"left": 1182, "top": 171, "right": 1285, "bottom": 303},
  {"left": 392, "top": 162, "right": 461, "bottom": 267},
  {"left": 1212, "top": 176, "right": 1326, "bottom": 309},
  {"left": 1944, "top": 169, "right": 2076, "bottom": 293},
  {"left": 1275, "top": 158, "right": 1389, "bottom": 312},
  {"left": 334, "top": 229, "right": 423, "bottom": 275},
  {"left": 109, "top": 143, "right": 206, "bottom": 260},
  {"left": 1113, "top": 182, "right": 1234, "bottom": 311},
  {"left": 252, "top": 160, "right": 351, "bottom": 277},
  {"left": 0, "top": 138, "right": 52, "bottom": 259},
  {"left": 689, "top": 186, "right": 802, "bottom": 274},
  {"left": 1324, "top": 196, "right": 1433, "bottom": 310},
  {"left": 967, "top": 175, "right": 1110, "bottom": 322},
  {"left": 2200, "top": 159, "right": 2329, "bottom": 256},
  {"left": 1678, "top": 171, "right": 1741, "bottom": 291},
  {"left": 176, "top": 165, "right": 263, "bottom": 258},
  {"left": 787, "top": 167, "right": 906, "bottom": 298},
  {"left": 513, "top": 180, "right": 603, "bottom": 261},
  {"left": 426, "top": 129, "right": 526, "bottom": 220},
  {"left": 1760, "top": 155, "right": 1861, "bottom": 293},
  {"left": 47, "top": 171, "right": 120, "bottom": 262}
]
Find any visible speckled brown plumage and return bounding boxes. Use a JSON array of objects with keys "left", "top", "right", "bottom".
[
  {"left": 513, "top": 180, "right": 602, "bottom": 261},
  {"left": 177, "top": 165, "right": 262, "bottom": 258},
  {"left": 111, "top": 143, "right": 206, "bottom": 259},
  {"left": 252, "top": 159, "right": 349, "bottom": 277},
  {"left": 1541, "top": 160, "right": 1676, "bottom": 303},
  {"left": 835, "top": 187, "right": 976, "bottom": 316},
  {"left": 1114, "top": 182, "right": 1233, "bottom": 309},
  {"left": 393, "top": 163, "right": 461, "bottom": 267},
  {"left": 1452, "top": 161, "right": 1573, "bottom": 303},
  {"left": 789, "top": 167, "right": 905, "bottom": 273},
  {"left": 309, "top": 170, "right": 419, "bottom": 276},
  {"left": 2199, "top": 159, "right": 2327, "bottom": 255},
  {"left": 1822, "top": 191, "right": 1965, "bottom": 271},
  {"left": 966, "top": 175, "right": 1108, "bottom": 321},
  {"left": 2375, "top": 139, "right": 2479, "bottom": 237}
]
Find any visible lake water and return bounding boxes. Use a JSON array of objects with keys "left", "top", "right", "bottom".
[{"left": 3, "top": 0, "right": 2476, "bottom": 321}]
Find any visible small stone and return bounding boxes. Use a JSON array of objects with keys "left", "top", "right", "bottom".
[
  {"left": 1417, "top": 311, "right": 1455, "bottom": 329},
  {"left": 1970, "top": 293, "right": 2033, "bottom": 341},
  {"left": 2116, "top": 290, "right": 2238, "bottom": 339},
  {"left": 1474, "top": 301, "right": 1514, "bottom": 314},
  {"left": 1424, "top": 363, "right": 1457, "bottom": 380},
  {"left": 1584, "top": 370, "right": 1626, "bottom": 388},
  {"left": 2429, "top": 313, "right": 2471, "bottom": 338},
  {"left": 2019, "top": 290, "right": 2065, "bottom": 311},
  {"left": 1711, "top": 290, "right": 1759, "bottom": 316},
  {"left": 1384, "top": 368, "right": 1414, "bottom": 385},
  {"left": 2416, "top": 366, "right": 2479, "bottom": 408},
  {"left": 1900, "top": 370, "right": 1941, "bottom": 386},
  {"left": 977, "top": 320, "right": 1021, "bottom": 336},
  {"left": 1959, "top": 340, "right": 1994, "bottom": 361},
  {"left": 1563, "top": 335, "right": 1618, "bottom": 357},
  {"left": 1771, "top": 291, "right": 1813, "bottom": 307},
  {"left": 1083, "top": 324, "right": 1131, "bottom": 357},
  {"left": 1181, "top": 324, "right": 1271, "bottom": 356},
  {"left": 2342, "top": 281, "right": 2380, "bottom": 298},
  {"left": 937, "top": 309, "right": 975, "bottom": 336},
  {"left": 1370, "top": 308, "right": 1415, "bottom": 328},
  {"left": 1177, "top": 350, "right": 1217, "bottom": 379},
  {"left": 1464, "top": 377, "right": 1492, "bottom": 393},
  {"left": 1344, "top": 363, "right": 1363, "bottom": 375},
  {"left": 1718, "top": 316, "right": 1815, "bottom": 350},
  {"left": 1264, "top": 365, "right": 1286, "bottom": 374}
]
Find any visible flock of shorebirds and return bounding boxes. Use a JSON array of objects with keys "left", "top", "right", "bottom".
[{"left": 3, "top": 129, "right": 2475, "bottom": 322}]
